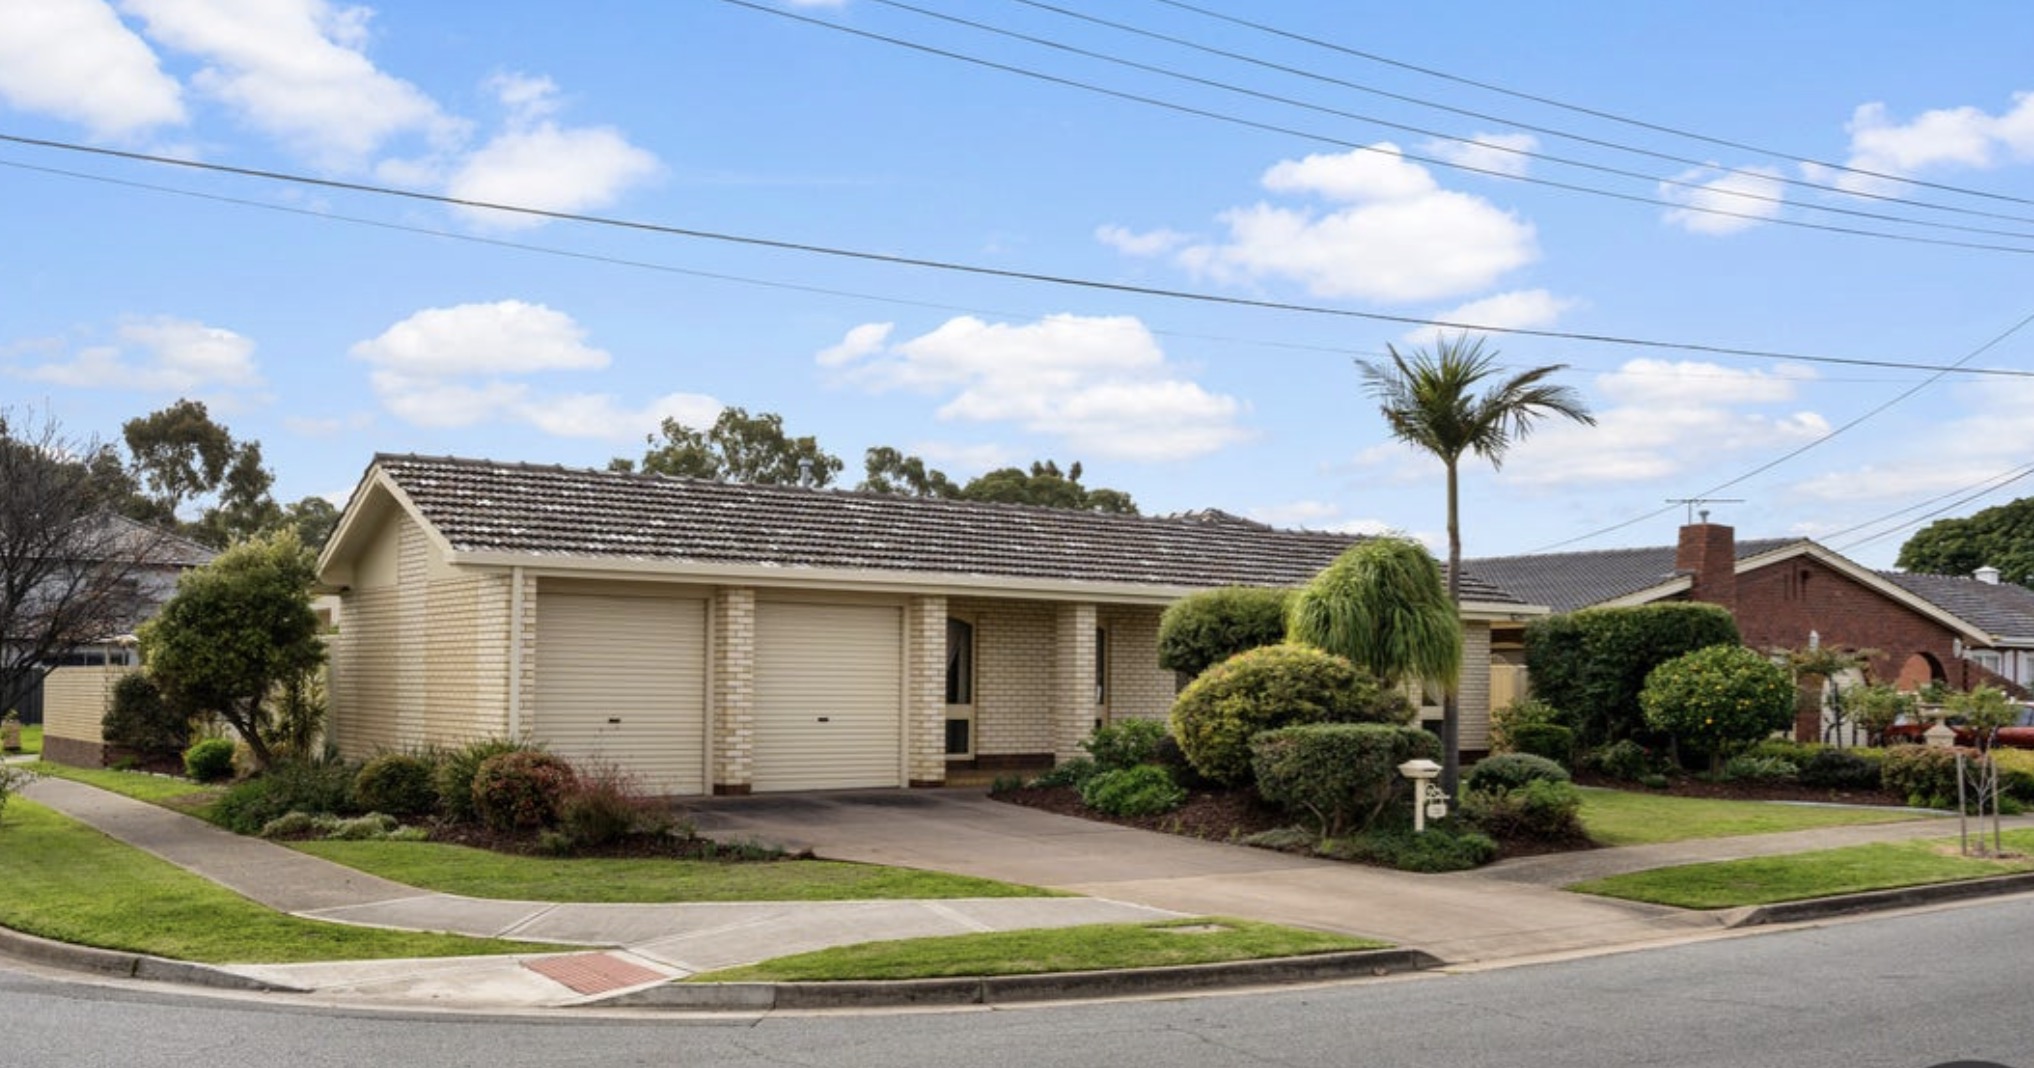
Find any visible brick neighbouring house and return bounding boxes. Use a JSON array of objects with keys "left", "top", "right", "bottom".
[
  {"left": 314, "top": 455, "right": 1540, "bottom": 795},
  {"left": 1468, "top": 521, "right": 2021, "bottom": 741}
]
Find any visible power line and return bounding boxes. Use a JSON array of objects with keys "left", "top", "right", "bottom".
[
  {"left": 1528, "top": 309, "right": 2034, "bottom": 552},
  {"left": 1822, "top": 462, "right": 2034, "bottom": 548},
  {"left": 719, "top": 0, "right": 2034, "bottom": 254},
  {"left": 1001, "top": 0, "right": 2034, "bottom": 230},
  {"left": 1154, "top": 0, "right": 2034, "bottom": 211},
  {"left": 1835, "top": 466, "right": 2034, "bottom": 554},
  {"left": 9, "top": 131, "right": 2031, "bottom": 380}
]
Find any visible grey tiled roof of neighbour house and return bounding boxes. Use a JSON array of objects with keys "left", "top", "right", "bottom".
[
  {"left": 1465, "top": 538, "right": 1804, "bottom": 614},
  {"left": 1879, "top": 571, "right": 2034, "bottom": 642},
  {"left": 373, "top": 455, "right": 1526, "bottom": 602}
]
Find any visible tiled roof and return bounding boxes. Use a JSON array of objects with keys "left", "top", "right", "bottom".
[
  {"left": 1465, "top": 538, "right": 1803, "bottom": 614},
  {"left": 372, "top": 455, "right": 1524, "bottom": 602},
  {"left": 1878, "top": 571, "right": 2034, "bottom": 642}
]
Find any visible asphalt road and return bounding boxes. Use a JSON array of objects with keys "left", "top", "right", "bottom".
[{"left": 4, "top": 897, "right": 2030, "bottom": 1068}]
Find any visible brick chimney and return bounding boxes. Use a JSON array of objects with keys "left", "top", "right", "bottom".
[{"left": 1676, "top": 521, "right": 1737, "bottom": 609}]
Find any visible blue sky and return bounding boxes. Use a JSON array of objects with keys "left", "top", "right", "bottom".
[{"left": 5, "top": 1, "right": 2034, "bottom": 569}]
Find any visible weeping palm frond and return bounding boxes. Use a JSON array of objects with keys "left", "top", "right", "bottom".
[{"left": 1288, "top": 538, "right": 1462, "bottom": 687}]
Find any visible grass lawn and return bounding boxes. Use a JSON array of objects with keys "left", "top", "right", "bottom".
[
  {"left": 295, "top": 839, "right": 1057, "bottom": 903},
  {"left": 690, "top": 918, "right": 1383, "bottom": 982},
  {"left": 1571, "top": 829, "right": 2034, "bottom": 908},
  {"left": 27, "top": 761, "right": 223, "bottom": 813},
  {"left": 7, "top": 725, "right": 40, "bottom": 756},
  {"left": 1579, "top": 787, "right": 1926, "bottom": 846},
  {"left": 0, "top": 800, "right": 555, "bottom": 964}
]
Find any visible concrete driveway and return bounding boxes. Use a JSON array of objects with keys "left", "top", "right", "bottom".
[{"left": 685, "top": 789, "right": 1727, "bottom": 963}]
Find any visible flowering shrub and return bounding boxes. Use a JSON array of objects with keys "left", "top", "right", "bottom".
[
  {"left": 1639, "top": 644, "right": 1795, "bottom": 766},
  {"left": 472, "top": 750, "right": 577, "bottom": 832}
]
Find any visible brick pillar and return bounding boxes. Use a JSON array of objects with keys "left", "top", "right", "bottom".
[
  {"left": 712, "top": 586, "right": 756, "bottom": 794},
  {"left": 1052, "top": 602, "right": 1098, "bottom": 762},
  {"left": 1457, "top": 621, "right": 1493, "bottom": 756},
  {"left": 906, "top": 595, "right": 948, "bottom": 787},
  {"left": 1675, "top": 522, "right": 1737, "bottom": 610}
]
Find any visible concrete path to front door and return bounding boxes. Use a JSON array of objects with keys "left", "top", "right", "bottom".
[{"left": 683, "top": 789, "right": 1726, "bottom": 964}]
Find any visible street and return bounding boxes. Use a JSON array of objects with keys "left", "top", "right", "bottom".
[{"left": 4, "top": 896, "right": 2028, "bottom": 1068}]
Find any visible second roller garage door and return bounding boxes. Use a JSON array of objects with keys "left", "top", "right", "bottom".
[{"left": 753, "top": 600, "right": 904, "bottom": 791}]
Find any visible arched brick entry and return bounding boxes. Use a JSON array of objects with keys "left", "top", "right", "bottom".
[{"left": 1895, "top": 651, "right": 1946, "bottom": 691}]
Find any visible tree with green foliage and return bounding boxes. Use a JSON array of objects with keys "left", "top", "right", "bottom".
[
  {"left": 1168, "top": 643, "right": 1411, "bottom": 785},
  {"left": 1897, "top": 496, "right": 2034, "bottom": 586},
  {"left": 118, "top": 399, "right": 325, "bottom": 550},
  {"left": 1358, "top": 335, "right": 1594, "bottom": 797},
  {"left": 138, "top": 529, "right": 324, "bottom": 771},
  {"left": 955, "top": 460, "right": 1137, "bottom": 514},
  {"left": 622, "top": 407, "right": 845, "bottom": 486},
  {"left": 1525, "top": 603, "right": 1740, "bottom": 748},
  {"left": 1157, "top": 586, "right": 1293, "bottom": 679},
  {"left": 1640, "top": 644, "right": 1796, "bottom": 772},
  {"left": 859, "top": 446, "right": 962, "bottom": 498}
]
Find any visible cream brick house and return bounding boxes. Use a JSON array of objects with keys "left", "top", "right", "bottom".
[{"left": 316, "top": 455, "right": 1535, "bottom": 794}]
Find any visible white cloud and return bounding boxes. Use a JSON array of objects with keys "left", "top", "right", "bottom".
[
  {"left": 1094, "top": 224, "right": 1190, "bottom": 257},
  {"left": 351, "top": 300, "right": 716, "bottom": 440},
  {"left": 1834, "top": 94, "right": 2034, "bottom": 193},
  {"left": 818, "top": 313, "right": 1251, "bottom": 462},
  {"left": 444, "top": 74, "right": 660, "bottom": 229},
  {"left": 1174, "top": 144, "right": 1538, "bottom": 303},
  {"left": 1502, "top": 360, "right": 1826, "bottom": 486},
  {"left": 0, "top": 0, "right": 185, "bottom": 138},
  {"left": 1403, "top": 289, "right": 1577, "bottom": 347},
  {"left": 911, "top": 440, "right": 1014, "bottom": 474},
  {"left": 1419, "top": 131, "right": 1539, "bottom": 178},
  {"left": 349, "top": 300, "right": 609, "bottom": 376},
  {"left": 1660, "top": 164, "right": 1787, "bottom": 234},
  {"left": 122, "top": 0, "right": 456, "bottom": 168},
  {"left": 14, "top": 316, "right": 260, "bottom": 392},
  {"left": 1795, "top": 378, "right": 2034, "bottom": 503},
  {"left": 283, "top": 411, "right": 373, "bottom": 437},
  {"left": 1247, "top": 500, "right": 1401, "bottom": 536},
  {"left": 815, "top": 322, "right": 893, "bottom": 367}
]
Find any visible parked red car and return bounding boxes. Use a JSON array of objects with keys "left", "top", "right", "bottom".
[{"left": 1882, "top": 706, "right": 2034, "bottom": 749}]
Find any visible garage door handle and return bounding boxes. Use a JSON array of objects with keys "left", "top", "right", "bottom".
[
  {"left": 607, "top": 717, "right": 621, "bottom": 724},
  {"left": 817, "top": 716, "right": 830, "bottom": 722}
]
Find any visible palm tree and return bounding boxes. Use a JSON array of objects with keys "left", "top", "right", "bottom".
[{"left": 1357, "top": 334, "right": 1596, "bottom": 797}]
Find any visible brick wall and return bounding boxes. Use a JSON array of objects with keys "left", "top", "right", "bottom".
[
  {"left": 905, "top": 594, "right": 947, "bottom": 785},
  {"left": 38, "top": 665, "right": 133, "bottom": 767},
  {"left": 956, "top": 598, "right": 1057, "bottom": 759},
  {"left": 1099, "top": 606, "right": 1175, "bottom": 723},
  {"left": 711, "top": 586, "right": 756, "bottom": 793},
  {"left": 1728, "top": 556, "right": 1963, "bottom": 690},
  {"left": 1054, "top": 603, "right": 1098, "bottom": 761}
]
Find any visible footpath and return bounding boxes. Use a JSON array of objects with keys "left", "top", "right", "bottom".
[{"left": 8, "top": 774, "right": 2034, "bottom": 1012}]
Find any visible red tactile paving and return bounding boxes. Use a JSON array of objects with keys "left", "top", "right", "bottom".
[{"left": 524, "top": 953, "right": 667, "bottom": 995}]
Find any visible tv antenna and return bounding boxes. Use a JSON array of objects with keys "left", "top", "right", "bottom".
[{"left": 1665, "top": 498, "right": 1744, "bottom": 524}]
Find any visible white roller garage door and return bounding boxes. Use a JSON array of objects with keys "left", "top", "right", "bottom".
[
  {"left": 754, "top": 600, "right": 903, "bottom": 791},
  {"left": 535, "top": 591, "right": 707, "bottom": 795}
]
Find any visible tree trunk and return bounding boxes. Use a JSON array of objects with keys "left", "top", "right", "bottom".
[{"left": 1442, "top": 459, "right": 1463, "bottom": 801}]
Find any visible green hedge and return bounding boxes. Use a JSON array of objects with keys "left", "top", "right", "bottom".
[
  {"left": 1157, "top": 587, "right": 1293, "bottom": 679},
  {"left": 1169, "top": 644, "right": 1412, "bottom": 785},
  {"left": 1525, "top": 603, "right": 1740, "bottom": 747},
  {"left": 1250, "top": 722, "right": 1439, "bottom": 837}
]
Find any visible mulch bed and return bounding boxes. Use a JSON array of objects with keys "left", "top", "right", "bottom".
[
  {"left": 995, "top": 784, "right": 1591, "bottom": 860},
  {"left": 269, "top": 817, "right": 809, "bottom": 861}
]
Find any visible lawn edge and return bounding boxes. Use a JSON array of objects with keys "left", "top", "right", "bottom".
[
  {"left": 591, "top": 948, "right": 1439, "bottom": 1010},
  {"left": 0, "top": 921, "right": 311, "bottom": 993},
  {"left": 1727, "top": 870, "right": 2034, "bottom": 927}
]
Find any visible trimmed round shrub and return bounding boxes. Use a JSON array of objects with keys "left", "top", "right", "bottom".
[
  {"left": 353, "top": 753, "right": 440, "bottom": 818},
  {"left": 1640, "top": 644, "right": 1795, "bottom": 763},
  {"left": 1880, "top": 745, "right": 1967, "bottom": 809},
  {"left": 472, "top": 750, "right": 577, "bottom": 832},
  {"left": 1079, "top": 765, "right": 1186, "bottom": 817},
  {"left": 1157, "top": 586, "right": 1293, "bottom": 679},
  {"left": 1251, "top": 723, "right": 1440, "bottom": 837},
  {"left": 1464, "top": 752, "right": 1570, "bottom": 794},
  {"left": 1798, "top": 748, "right": 1883, "bottom": 790},
  {"left": 1081, "top": 718, "right": 1170, "bottom": 772},
  {"left": 1152, "top": 734, "right": 1217, "bottom": 791},
  {"left": 102, "top": 672, "right": 190, "bottom": 761},
  {"left": 1321, "top": 825, "right": 1498, "bottom": 872},
  {"left": 182, "top": 737, "right": 237, "bottom": 782},
  {"left": 1526, "top": 602, "right": 1741, "bottom": 747},
  {"left": 436, "top": 738, "right": 529, "bottom": 824},
  {"left": 1170, "top": 643, "right": 1412, "bottom": 785},
  {"left": 1462, "top": 778, "right": 1585, "bottom": 841},
  {"left": 1490, "top": 697, "right": 1562, "bottom": 753},
  {"left": 1507, "top": 722, "right": 1575, "bottom": 766}
]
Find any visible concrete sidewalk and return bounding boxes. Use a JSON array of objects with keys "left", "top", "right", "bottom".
[{"left": 16, "top": 777, "right": 1180, "bottom": 1007}]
